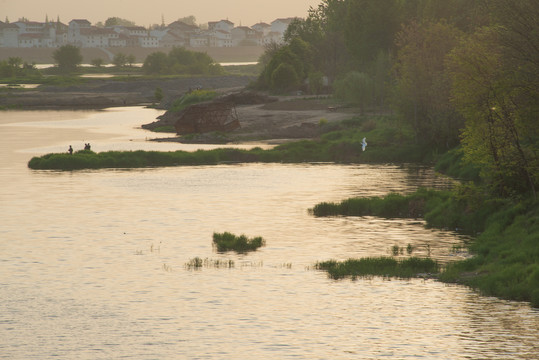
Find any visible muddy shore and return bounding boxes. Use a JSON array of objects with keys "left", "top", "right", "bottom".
[{"left": 1, "top": 76, "right": 353, "bottom": 142}]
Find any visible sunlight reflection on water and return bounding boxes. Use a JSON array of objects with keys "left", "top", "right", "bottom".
[{"left": 0, "top": 107, "right": 537, "bottom": 359}]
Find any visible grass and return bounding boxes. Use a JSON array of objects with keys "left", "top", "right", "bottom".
[
  {"left": 439, "top": 200, "right": 539, "bottom": 307},
  {"left": 311, "top": 182, "right": 539, "bottom": 307},
  {"left": 212, "top": 231, "right": 265, "bottom": 253},
  {"left": 169, "top": 89, "right": 218, "bottom": 113},
  {"left": 28, "top": 115, "right": 442, "bottom": 171},
  {"left": 310, "top": 187, "right": 450, "bottom": 220},
  {"left": 315, "top": 257, "right": 439, "bottom": 280}
]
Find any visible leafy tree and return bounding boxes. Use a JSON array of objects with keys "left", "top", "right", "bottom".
[
  {"left": 177, "top": 16, "right": 197, "bottom": 26},
  {"left": 143, "top": 51, "right": 169, "bottom": 74},
  {"left": 104, "top": 17, "right": 136, "bottom": 27},
  {"left": 142, "top": 47, "right": 222, "bottom": 76},
  {"left": 392, "top": 20, "right": 463, "bottom": 148},
  {"left": 448, "top": 26, "right": 538, "bottom": 198},
  {"left": 344, "top": 0, "right": 400, "bottom": 68},
  {"left": 333, "top": 71, "right": 374, "bottom": 114},
  {"left": 53, "top": 45, "right": 83, "bottom": 73},
  {"left": 126, "top": 54, "right": 136, "bottom": 67},
  {"left": 91, "top": 58, "right": 104, "bottom": 67},
  {"left": 271, "top": 63, "right": 299, "bottom": 92},
  {"left": 112, "top": 53, "right": 128, "bottom": 67}
]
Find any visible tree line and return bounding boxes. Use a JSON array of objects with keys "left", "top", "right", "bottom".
[{"left": 256, "top": 0, "right": 538, "bottom": 199}]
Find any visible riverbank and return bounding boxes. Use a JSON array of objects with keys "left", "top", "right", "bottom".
[
  {"left": 311, "top": 185, "right": 539, "bottom": 308},
  {"left": 0, "top": 75, "right": 254, "bottom": 109},
  {"left": 0, "top": 46, "right": 265, "bottom": 64}
]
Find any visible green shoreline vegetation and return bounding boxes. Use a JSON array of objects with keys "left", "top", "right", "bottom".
[
  {"left": 315, "top": 257, "right": 439, "bottom": 280},
  {"left": 27, "top": 115, "right": 435, "bottom": 170},
  {"left": 311, "top": 183, "right": 539, "bottom": 307}
]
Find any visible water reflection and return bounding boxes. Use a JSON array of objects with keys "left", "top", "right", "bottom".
[{"left": 0, "top": 107, "right": 537, "bottom": 359}]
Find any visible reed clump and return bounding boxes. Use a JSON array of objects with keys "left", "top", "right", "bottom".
[
  {"left": 315, "top": 257, "right": 439, "bottom": 280},
  {"left": 184, "top": 257, "right": 236, "bottom": 269},
  {"left": 212, "top": 231, "right": 265, "bottom": 253},
  {"left": 310, "top": 187, "right": 448, "bottom": 219}
]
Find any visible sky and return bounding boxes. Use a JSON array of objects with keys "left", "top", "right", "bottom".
[{"left": 1, "top": 0, "right": 321, "bottom": 27}]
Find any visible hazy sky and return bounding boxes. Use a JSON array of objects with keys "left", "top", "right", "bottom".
[{"left": 1, "top": 0, "right": 321, "bottom": 26}]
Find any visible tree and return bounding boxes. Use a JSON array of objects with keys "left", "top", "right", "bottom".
[
  {"left": 112, "top": 53, "right": 128, "bottom": 67},
  {"left": 393, "top": 20, "right": 464, "bottom": 148},
  {"left": 448, "top": 26, "right": 538, "bottom": 198},
  {"left": 177, "top": 16, "right": 197, "bottom": 26},
  {"left": 53, "top": 45, "right": 83, "bottom": 73},
  {"left": 333, "top": 71, "right": 374, "bottom": 114},
  {"left": 271, "top": 63, "right": 299, "bottom": 92},
  {"left": 91, "top": 58, "right": 105, "bottom": 67},
  {"left": 126, "top": 54, "right": 136, "bottom": 67},
  {"left": 344, "top": 0, "right": 400, "bottom": 68},
  {"left": 143, "top": 51, "right": 169, "bottom": 74},
  {"left": 104, "top": 17, "right": 136, "bottom": 27}
]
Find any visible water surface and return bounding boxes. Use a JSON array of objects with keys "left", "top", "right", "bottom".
[{"left": 0, "top": 107, "right": 537, "bottom": 359}]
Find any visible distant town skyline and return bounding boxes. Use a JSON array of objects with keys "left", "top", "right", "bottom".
[{"left": 1, "top": 0, "right": 321, "bottom": 27}]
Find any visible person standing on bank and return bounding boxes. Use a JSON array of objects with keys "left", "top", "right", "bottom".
[{"left": 68, "top": 145, "right": 73, "bottom": 155}]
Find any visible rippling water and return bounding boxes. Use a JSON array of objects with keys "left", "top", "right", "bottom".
[{"left": 0, "top": 107, "right": 537, "bottom": 359}]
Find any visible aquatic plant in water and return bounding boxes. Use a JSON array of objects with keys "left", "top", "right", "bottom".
[
  {"left": 184, "top": 257, "right": 235, "bottom": 270},
  {"left": 212, "top": 232, "right": 265, "bottom": 253},
  {"left": 315, "top": 257, "right": 439, "bottom": 280}
]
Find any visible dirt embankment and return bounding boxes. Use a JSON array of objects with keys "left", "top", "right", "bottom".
[
  {"left": 147, "top": 91, "right": 353, "bottom": 144},
  {"left": 0, "top": 76, "right": 254, "bottom": 109}
]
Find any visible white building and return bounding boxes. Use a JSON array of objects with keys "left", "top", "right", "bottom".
[
  {"left": 0, "top": 22, "right": 21, "bottom": 47},
  {"left": 208, "top": 19, "right": 234, "bottom": 33},
  {"left": 209, "top": 30, "right": 232, "bottom": 47}
]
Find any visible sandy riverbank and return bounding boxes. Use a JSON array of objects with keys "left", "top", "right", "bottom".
[{"left": 149, "top": 95, "right": 354, "bottom": 144}]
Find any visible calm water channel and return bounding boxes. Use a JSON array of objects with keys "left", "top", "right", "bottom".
[{"left": 0, "top": 107, "right": 537, "bottom": 359}]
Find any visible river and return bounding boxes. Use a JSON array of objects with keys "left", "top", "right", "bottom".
[{"left": 0, "top": 107, "right": 537, "bottom": 359}]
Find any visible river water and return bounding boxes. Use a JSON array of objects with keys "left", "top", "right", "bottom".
[{"left": 0, "top": 107, "right": 537, "bottom": 359}]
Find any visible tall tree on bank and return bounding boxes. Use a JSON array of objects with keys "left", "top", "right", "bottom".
[
  {"left": 53, "top": 45, "right": 83, "bottom": 73},
  {"left": 448, "top": 0, "right": 539, "bottom": 198},
  {"left": 393, "top": 20, "right": 463, "bottom": 148}
]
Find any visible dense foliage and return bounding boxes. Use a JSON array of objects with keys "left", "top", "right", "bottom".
[
  {"left": 257, "top": 0, "right": 538, "bottom": 200},
  {"left": 142, "top": 47, "right": 224, "bottom": 75},
  {"left": 52, "top": 45, "right": 83, "bottom": 73},
  {"left": 0, "top": 57, "right": 41, "bottom": 79}
]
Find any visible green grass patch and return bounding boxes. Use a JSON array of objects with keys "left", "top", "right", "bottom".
[
  {"left": 310, "top": 187, "right": 450, "bottom": 219},
  {"left": 28, "top": 115, "right": 443, "bottom": 170},
  {"left": 212, "top": 231, "right": 265, "bottom": 253},
  {"left": 169, "top": 89, "right": 218, "bottom": 113},
  {"left": 439, "top": 200, "right": 539, "bottom": 307},
  {"left": 315, "top": 257, "right": 439, "bottom": 280}
]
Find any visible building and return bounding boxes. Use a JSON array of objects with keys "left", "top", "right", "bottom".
[
  {"left": 208, "top": 20, "right": 234, "bottom": 33},
  {"left": 0, "top": 22, "right": 20, "bottom": 47}
]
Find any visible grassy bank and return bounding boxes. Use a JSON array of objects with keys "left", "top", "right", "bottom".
[
  {"left": 311, "top": 186, "right": 539, "bottom": 307},
  {"left": 28, "top": 115, "right": 438, "bottom": 170}
]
